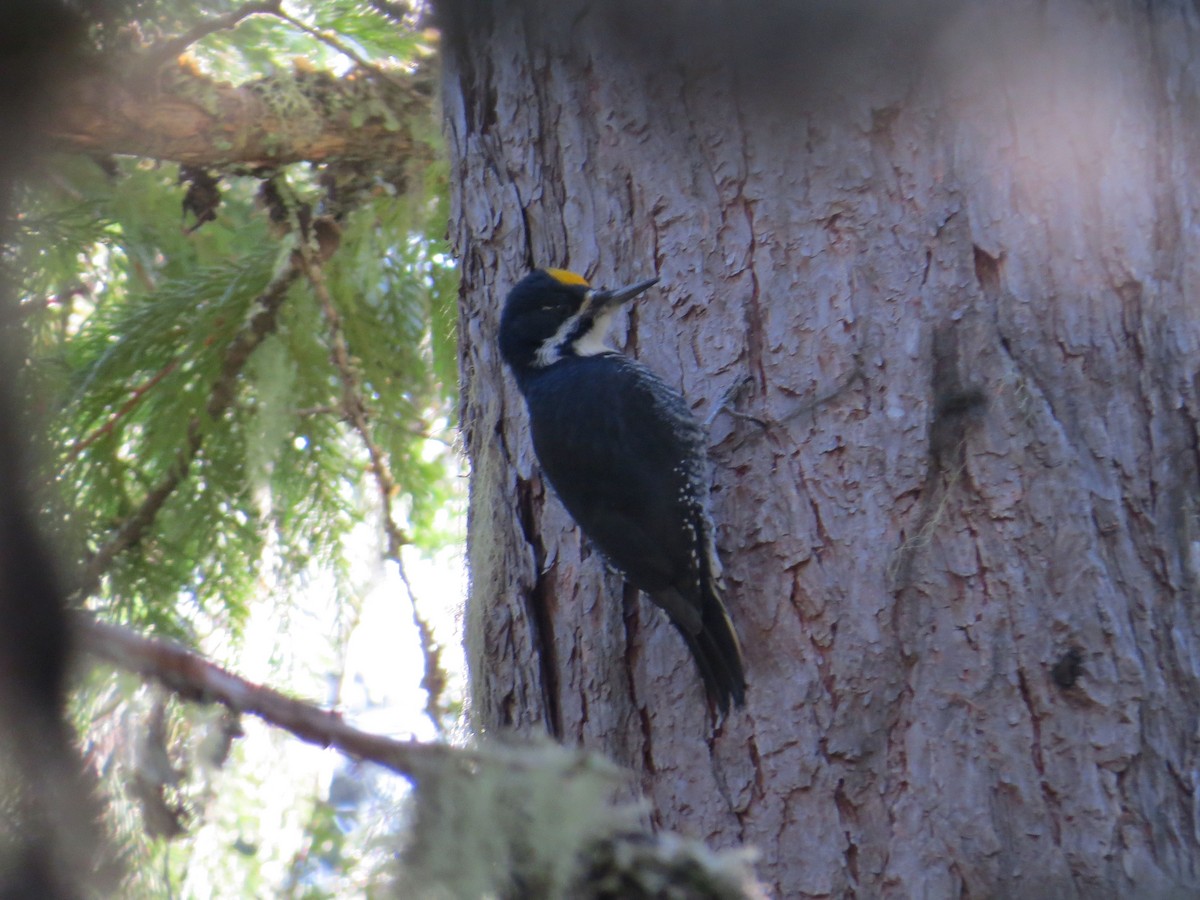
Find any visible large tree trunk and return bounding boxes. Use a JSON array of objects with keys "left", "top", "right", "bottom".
[{"left": 441, "top": 1, "right": 1200, "bottom": 895}]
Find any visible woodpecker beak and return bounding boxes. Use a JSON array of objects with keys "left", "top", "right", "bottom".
[{"left": 591, "top": 277, "right": 659, "bottom": 312}]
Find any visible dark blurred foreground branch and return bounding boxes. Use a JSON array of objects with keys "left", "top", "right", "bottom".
[{"left": 1, "top": 3, "right": 113, "bottom": 896}]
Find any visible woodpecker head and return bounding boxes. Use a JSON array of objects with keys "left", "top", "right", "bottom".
[{"left": 499, "top": 268, "right": 659, "bottom": 375}]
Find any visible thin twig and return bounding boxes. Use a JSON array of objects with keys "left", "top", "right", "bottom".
[
  {"left": 716, "top": 365, "right": 867, "bottom": 455},
  {"left": 293, "top": 223, "right": 410, "bottom": 557},
  {"left": 395, "top": 556, "right": 447, "bottom": 732},
  {"left": 135, "top": 1, "right": 283, "bottom": 76},
  {"left": 271, "top": 9, "right": 406, "bottom": 89},
  {"left": 773, "top": 365, "right": 866, "bottom": 429},
  {"left": 77, "top": 260, "right": 300, "bottom": 598},
  {"left": 289, "top": 204, "right": 451, "bottom": 729},
  {"left": 75, "top": 614, "right": 458, "bottom": 783},
  {"left": 295, "top": 404, "right": 340, "bottom": 418},
  {"left": 367, "top": 1, "right": 417, "bottom": 26},
  {"left": 67, "top": 360, "right": 179, "bottom": 462},
  {"left": 705, "top": 374, "right": 759, "bottom": 427}
]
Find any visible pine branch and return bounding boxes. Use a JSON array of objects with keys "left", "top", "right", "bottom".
[
  {"left": 77, "top": 260, "right": 300, "bottom": 598},
  {"left": 46, "top": 58, "right": 435, "bottom": 168},
  {"left": 75, "top": 613, "right": 457, "bottom": 783}
]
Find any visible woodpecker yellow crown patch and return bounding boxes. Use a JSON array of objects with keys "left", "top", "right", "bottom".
[{"left": 543, "top": 267, "right": 590, "bottom": 287}]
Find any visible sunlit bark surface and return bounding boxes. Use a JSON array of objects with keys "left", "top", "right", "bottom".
[{"left": 442, "top": 2, "right": 1200, "bottom": 895}]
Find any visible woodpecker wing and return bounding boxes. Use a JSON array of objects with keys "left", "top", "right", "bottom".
[
  {"left": 523, "top": 353, "right": 746, "bottom": 709},
  {"left": 524, "top": 354, "right": 708, "bottom": 595}
]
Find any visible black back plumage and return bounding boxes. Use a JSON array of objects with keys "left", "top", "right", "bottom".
[{"left": 499, "top": 269, "right": 746, "bottom": 711}]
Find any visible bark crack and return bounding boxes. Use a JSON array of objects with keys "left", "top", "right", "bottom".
[
  {"left": 621, "top": 583, "right": 654, "bottom": 777},
  {"left": 515, "top": 475, "right": 562, "bottom": 738},
  {"left": 1016, "top": 665, "right": 1063, "bottom": 851}
]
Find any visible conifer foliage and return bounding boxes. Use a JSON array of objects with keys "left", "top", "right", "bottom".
[
  {"left": 17, "top": 2, "right": 454, "bottom": 631},
  {"left": 8, "top": 1, "right": 459, "bottom": 891}
]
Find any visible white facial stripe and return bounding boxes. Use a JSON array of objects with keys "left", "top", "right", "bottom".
[
  {"left": 531, "top": 290, "right": 618, "bottom": 366},
  {"left": 533, "top": 343, "right": 561, "bottom": 367},
  {"left": 533, "top": 313, "right": 577, "bottom": 367},
  {"left": 570, "top": 306, "right": 618, "bottom": 356}
]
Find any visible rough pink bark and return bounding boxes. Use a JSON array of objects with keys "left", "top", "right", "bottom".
[{"left": 442, "top": 2, "right": 1200, "bottom": 895}]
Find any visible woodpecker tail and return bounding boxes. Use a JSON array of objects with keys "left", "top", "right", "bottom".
[{"left": 656, "top": 583, "right": 746, "bottom": 713}]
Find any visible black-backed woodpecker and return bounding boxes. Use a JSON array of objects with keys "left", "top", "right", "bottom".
[{"left": 499, "top": 268, "right": 746, "bottom": 711}]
